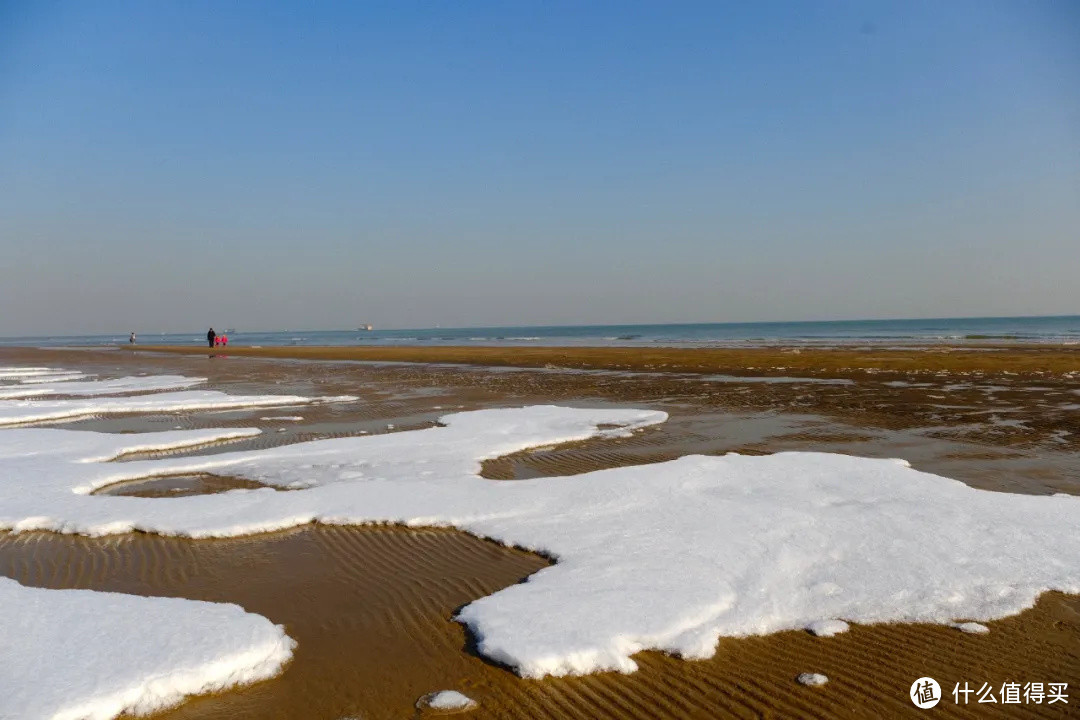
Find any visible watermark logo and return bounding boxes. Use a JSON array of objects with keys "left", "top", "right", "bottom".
[
  {"left": 908, "top": 678, "right": 1068, "bottom": 707},
  {"left": 911, "top": 677, "right": 942, "bottom": 709},
  {"left": 953, "top": 681, "right": 1069, "bottom": 705}
]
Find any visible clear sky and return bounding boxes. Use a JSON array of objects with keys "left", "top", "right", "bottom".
[{"left": 1, "top": 1, "right": 1078, "bottom": 335}]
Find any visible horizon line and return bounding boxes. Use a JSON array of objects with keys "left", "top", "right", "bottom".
[{"left": 2, "top": 313, "right": 1078, "bottom": 340}]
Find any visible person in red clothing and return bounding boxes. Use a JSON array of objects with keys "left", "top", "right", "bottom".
[{"left": 221, "top": 335, "right": 228, "bottom": 346}]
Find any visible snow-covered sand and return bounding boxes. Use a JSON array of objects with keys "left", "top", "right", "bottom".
[
  {"left": 420, "top": 690, "right": 477, "bottom": 711},
  {"left": 807, "top": 619, "right": 850, "bottom": 637},
  {"left": 0, "top": 375, "right": 205, "bottom": 400},
  {"left": 0, "top": 389, "right": 347, "bottom": 426},
  {"left": 16, "top": 371, "right": 89, "bottom": 384},
  {"left": 2, "top": 405, "right": 1079, "bottom": 680},
  {"left": 1, "top": 577, "right": 295, "bottom": 720},
  {"left": 953, "top": 622, "right": 990, "bottom": 634},
  {"left": 797, "top": 673, "right": 829, "bottom": 686},
  {"left": 0, "top": 367, "right": 76, "bottom": 379}
]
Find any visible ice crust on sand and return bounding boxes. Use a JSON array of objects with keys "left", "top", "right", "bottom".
[
  {"left": 0, "top": 367, "right": 75, "bottom": 379},
  {"left": 17, "top": 371, "right": 89, "bottom": 384},
  {"left": 2, "top": 406, "right": 1080, "bottom": 680},
  {"left": 0, "top": 375, "right": 205, "bottom": 399},
  {"left": 420, "top": 690, "right": 477, "bottom": 711},
  {"left": 807, "top": 619, "right": 849, "bottom": 637},
  {"left": 953, "top": 621, "right": 990, "bottom": 634},
  {"left": 797, "top": 673, "right": 829, "bottom": 686},
  {"left": 0, "top": 390, "right": 327, "bottom": 426},
  {"left": 1, "top": 577, "right": 294, "bottom": 720}
]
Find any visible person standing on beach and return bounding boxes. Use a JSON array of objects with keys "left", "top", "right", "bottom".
[
  {"left": 207, "top": 328, "right": 216, "bottom": 348},
  {"left": 129, "top": 332, "right": 135, "bottom": 344}
]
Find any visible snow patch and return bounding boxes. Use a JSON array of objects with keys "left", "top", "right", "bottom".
[
  {"left": 797, "top": 673, "right": 829, "bottom": 686},
  {"left": 18, "top": 372, "right": 89, "bottom": 384},
  {"left": 419, "top": 690, "right": 478, "bottom": 711},
  {"left": 807, "top": 619, "right": 850, "bottom": 637},
  {"left": 953, "top": 622, "right": 990, "bottom": 634},
  {"left": 0, "top": 375, "right": 205, "bottom": 400},
  {"left": 0, "top": 367, "right": 73, "bottom": 379},
  {"left": 0, "top": 390, "right": 322, "bottom": 426},
  {"left": 702, "top": 375, "right": 853, "bottom": 385},
  {"left": 1, "top": 406, "right": 1079, "bottom": 680},
  {"left": 1, "top": 577, "right": 294, "bottom": 720}
]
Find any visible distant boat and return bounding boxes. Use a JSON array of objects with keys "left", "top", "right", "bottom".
[
  {"left": 225, "top": 328, "right": 237, "bottom": 334},
  {"left": 358, "top": 324, "right": 373, "bottom": 331}
]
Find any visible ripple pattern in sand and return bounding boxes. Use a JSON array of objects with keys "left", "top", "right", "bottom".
[{"left": 1, "top": 526, "right": 1078, "bottom": 719}]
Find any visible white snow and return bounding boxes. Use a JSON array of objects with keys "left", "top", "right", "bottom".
[
  {"left": 1, "top": 405, "right": 1079, "bottom": 680},
  {"left": 0, "top": 390, "right": 333, "bottom": 426},
  {"left": 259, "top": 416, "right": 304, "bottom": 422},
  {"left": 953, "top": 622, "right": 990, "bottom": 634},
  {"left": 17, "top": 372, "right": 89, "bottom": 384},
  {"left": 0, "top": 375, "right": 205, "bottom": 400},
  {"left": 0, "top": 387, "right": 53, "bottom": 399},
  {"left": 0, "top": 367, "right": 74, "bottom": 379},
  {"left": 1, "top": 577, "right": 294, "bottom": 720},
  {"left": 421, "top": 690, "right": 477, "bottom": 711},
  {"left": 797, "top": 673, "right": 829, "bottom": 686},
  {"left": 702, "top": 375, "right": 853, "bottom": 385},
  {"left": 807, "top": 619, "right": 849, "bottom": 637}
]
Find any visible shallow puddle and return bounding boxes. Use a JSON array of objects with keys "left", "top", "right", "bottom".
[{"left": 92, "top": 473, "right": 271, "bottom": 498}]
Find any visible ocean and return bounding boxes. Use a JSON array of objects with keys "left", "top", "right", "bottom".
[{"left": 4, "top": 315, "right": 1079, "bottom": 349}]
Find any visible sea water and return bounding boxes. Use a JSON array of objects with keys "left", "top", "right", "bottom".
[{"left": 4, "top": 315, "right": 1079, "bottom": 349}]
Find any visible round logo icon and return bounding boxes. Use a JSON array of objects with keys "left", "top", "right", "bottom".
[{"left": 910, "top": 677, "right": 942, "bottom": 709}]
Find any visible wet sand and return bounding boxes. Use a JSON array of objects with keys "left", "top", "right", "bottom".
[
  {"left": 1, "top": 346, "right": 1079, "bottom": 718},
  {"left": 133, "top": 343, "right": 1080, "bottom": 375}
]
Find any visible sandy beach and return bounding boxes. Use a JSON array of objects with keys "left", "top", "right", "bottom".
[
  {"left": 9, "top": 1, "right": 1076, "bottom": 715},
  {"left": 1, "top": 345, "right": 1078, "bottom": 719}
]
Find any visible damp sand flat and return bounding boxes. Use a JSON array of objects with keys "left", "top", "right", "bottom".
[
  {"left": 132, "top": 342, "right": 1080, "bottom": 375},
  {"left": 6, "top": 345, "right": 1078, "bottom": 456}
]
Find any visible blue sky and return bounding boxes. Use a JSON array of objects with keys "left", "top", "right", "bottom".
[{"left": 1, "top": 1, "right": 1078, "bottom": 334}]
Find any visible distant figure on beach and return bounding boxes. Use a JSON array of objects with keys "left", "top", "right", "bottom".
[
  {"left": 129, "top": 332, "right": 135, "bottom": 344},
  {"left": 207, "top": 328, "right": 216, "bottom": 348},
  {"left": 221, "top": 334, "right": 228, "bottom": 346}
]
